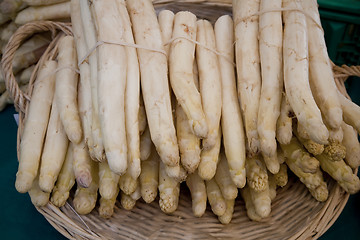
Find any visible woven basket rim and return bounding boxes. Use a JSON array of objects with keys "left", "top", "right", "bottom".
[{"left": 1, "top": 1, "right": 360, "bottom": 239}]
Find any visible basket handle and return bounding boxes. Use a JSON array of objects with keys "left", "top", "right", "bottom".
[
  {"left": 333, "top": 63, "right": 360, "bottom": 99},
  {"left": 333, "top": 64, "right": 360, "bottom": 79},
  {"left": 1, "top": 21, "right": 72, "bottom": 113}
]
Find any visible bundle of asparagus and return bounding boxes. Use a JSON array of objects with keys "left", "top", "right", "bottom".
[{"left": 6, "top": 0, "right": 360, "bottom": 225}]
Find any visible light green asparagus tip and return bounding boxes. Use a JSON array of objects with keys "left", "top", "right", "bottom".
[
  {"left": 317, "top": 153, "right": 360, "bottom": 194},
  {"left": 323, "top": 142, "right": 346, "bottom": 162},
  {"left": 303, "top": 139, "right": 324, "bottom": 156}
]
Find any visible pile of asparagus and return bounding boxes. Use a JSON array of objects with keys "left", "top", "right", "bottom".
[
  {"left": 0, "top": 0, "right": 73, "bottom": 110},
  {"left": 10, "top": 0, "right": 360, "bottom": 224}
]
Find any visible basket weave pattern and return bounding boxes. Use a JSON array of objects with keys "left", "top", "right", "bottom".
[{"left": 2, "top": 1, "right": 360, "bottom": 239}]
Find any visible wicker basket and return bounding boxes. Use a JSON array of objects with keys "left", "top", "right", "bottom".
[{"left": 2, "top": 1, "right": 360, "bottom": 240}]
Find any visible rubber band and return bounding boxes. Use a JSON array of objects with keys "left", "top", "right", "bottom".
[
  {"left": 26, "top": 65, "right": 79, "bottom": 102},
  {"left": 38, "top": 65, "right": 80, "bottom": 83},
  {"left": 54, "top": 65, "right": 80, "bottom": 75},
  {"left": 78, "top": 40, "right": 167, "bottom": 68},
  {"left": 164, "top": 36, "right": 235, "bottom": 66}
]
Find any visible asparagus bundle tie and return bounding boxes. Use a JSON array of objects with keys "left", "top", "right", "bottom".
[
  {"left": 165, "top": 36, "right": 235, "bottom": 65},
  {"left": 78, "top": 37, "right": 235, "bottom": 75},
  {"left": 78, "top": 40, "right": 167, "bottom": 67},
  {"left": 51, "top": 65, "right": 80, "bottom": 74}
]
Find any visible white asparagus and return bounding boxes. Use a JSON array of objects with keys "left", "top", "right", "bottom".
[
  {"left": 215, "top": 15, "right": 246, "bottom": 187},
  {"left": 176, "top": 100, "right": 201, "bottom": 173},
  {"left": 309, "top": 181, "right": 329, "bottom": 203},
  {"left": 74, "top": 186, "right": 99, "bottom": 215},
  {"left": 294, "top": 122, "right": 324, "bottom": 156},
  {"left": 158, "top": 10, "right": 175, "bottom": 56},
  {"left": 250, "top": 184, "right": 271, "bottom": 218},
  {"left": 257, "top": 0, "right": 283, "bottom": 174},
  {"left": 233, "top": 0, "right": 261, "bottom": 155},
  {"left": 276, "top": 94, "right": 293, "bottom": 145},
  {"left": 39, "top": 98, "right": 69, "bottom": 193},
  {"left": 240, "top": 186, "right": 262, "bottom": 222},
  {"left": 121, "top": 192, "right": 136, "bottom": 210},
  {"left": 99, "top": 161, "right": 120, "bottom": 200},
  {"left": 196, "top": 19, "right": 221, "bottom": 149},
  {"left": 297, "top": 120, "right": 310, "bottom": 140},
  {"left": 274, "top": 163, "right": 288, "bottom": 187},
  {"left": 316, "top": 153, "right": 360, "bottom": 194},
  {"left": 176, "top": 54, "right": 201, "bottom": 174},
  {"left": 158, "top": 160, "right": 180, "bottom": 213},
  {"left": 99, "top": 188, "right": 119, "bottom": 218},
  {"left": 158, "top": 8, "right": 177, "bottom": 142},
  {"left": 127, "top": 0, "right": 180, "bottom": 170},
  {"left": 342, "top": 122, "right": 360, "bottom": 169},
  {"left": 0, "top": 0, "right": 26, "bottom": 15},
  {"left": 282, "top": 0, "right": 328, "bottom": 144},
  {"left": 117, "top": 0, "right": 141, "bottom": 180},
  {"left": 130, "top": 182, "right": 141, "bottom": 201},
  {"left": 338, "top": 90, "right": 360, "bottom": 134},
  {"left": 12, "top": 34, "right": 50, "bottom": 74},
  {"left": 282, "top": 143, "right": 329, "bottom": 202},
  {"left": 73, "top": 140, "right": 93, "bottom": 188},
  {"left": 246, "top": 155, "right": 268, "bottom": 192},
  {"left": 1, "top": 22, "right": 17, "bottom": 44},
  {"left": 18, "top": 65, "right": 35, "bottom": 86},
  {"left": 170, "top": 12, "right": 208, "bottom": 139},
  {"left": 140, "top": 147, "right": 159, "bottom": 203},
  {"left": 15, "top": 1, "right": 70, "bottom": 24},
  {"left": 195, "top": 20, "right": 223, "bottom": 179},
  {"left": 119, "top": 171, "right": 138, "bottom": 196},
  {"left": 218, "top": 198, "right": 235, "bottom": 225},
  {"left": 198, "top": 126, "right": 222, "bottom": 180},
  {"left": 277, "top": 147, "right": 285, "bottom": 164},
  {"left": 323, "top": 141, "right": 346, "bottom": 162},
  {"left": 80, "top": 0, "right": 105, "bottom": 161},
  {"left": 138, "top": 95, "right": 147, "bottom": 135},
  {"left": 55, "top": 35, "right": 82, "bottom": 144},
  {"left": 282, "top": 137, "right": 320, "bottom": 174},
  {"left": 328, "top": 125, "right": 344, "bottom": 143},
  {"left": 140, "top": 126, "right": 152, "bottom": 161},
  {"left": 323, "top": 125, "right": 346, "bottom": 162},
  {"left": 302, "top": 0, "right": 343, "bottom": 130},
  {"left": 50, "top": 143, "right": 76, "bottom": 207},
  {"left": 268, "top": 173, "right": 277, "bottom": 201},
  {"left": 92, "top": 0, "right": 128, "bottom": 175},
  {"left": 215, "top": 152, "right": 238, "bottom": 200},
  {"left": 167, "top": 164, "right": 187, "bottom": 183},
  {"left": 15, "top": 60, "right": 57, "bottom": 193},
  {"left": 73, "top": 160, "right": 99, "bottom": 215},
  {"left": 186, "top": 171, "right": 207, "bottom": 217},
  {"left": 29, "top": 175, "right": 50, "bottom": 207},
  {"left": 70, "top": 0, "right": 94, "bottom": 158},
  {"left": 206, "top": 178, "right": 226, "bottom": 217}
]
